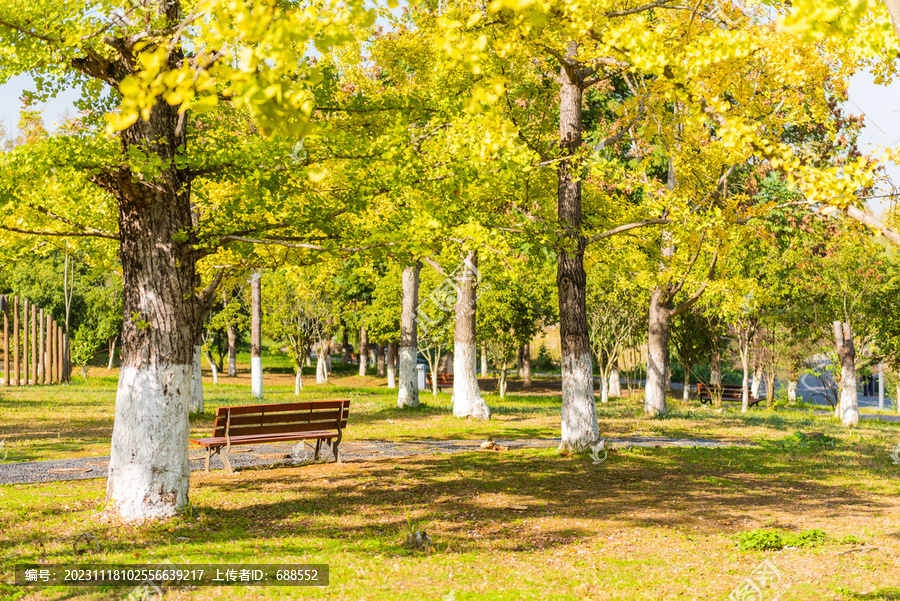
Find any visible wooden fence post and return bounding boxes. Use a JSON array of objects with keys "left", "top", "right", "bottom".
[
  {"left": 13, "top": 296, "right": 19, "bottom": 386},
  {"left": 57, "top": 324, "right": 64, "bottom": 383},
  {"left": 30, "top": 304, "right": 36, "bottom": 385},
  {"left": 38, "top": 309, "right": 45, "bottom": 384},
  {"left": 48, "top": 317, "right": 55, "bottom": 384},
  {"left": 23, "top": 300, "right": 29, "bottom": 385},
  {"left": 2, "top": 296, "right": 7, "bottom": 386}
]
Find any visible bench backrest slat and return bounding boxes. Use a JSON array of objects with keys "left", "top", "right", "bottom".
[
  {"left": 212, "top": 400, "right": 349, "bottom": 438},
  {"left": 216, "top": 400, "right": 350, "bottom": 416}
]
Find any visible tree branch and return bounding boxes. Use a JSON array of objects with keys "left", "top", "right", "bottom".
[{"left": 587, "top": 218, "right": 668, "bottom": 244}]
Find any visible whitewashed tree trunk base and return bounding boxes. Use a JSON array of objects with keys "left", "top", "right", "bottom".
[
  {"left": 398, "top": 346, "right": 419, "bottom": 407},
  {"left": 106, "top": 365, "right": 191, "bottom": 522},
  {"left": 251, "top": 356, "right": 263, "bottom": 398},
  {"left": 609, "top": 366, "right": 621, "bottom": 398},
  {"left": 452, "top": 342, "right": 489, "bottom": 419},
  {"left": 559, "top": 352, "right": 599, "bottom": 451},
  {"left": 295, "top": 369, "right": 302, "bottom": 395}
]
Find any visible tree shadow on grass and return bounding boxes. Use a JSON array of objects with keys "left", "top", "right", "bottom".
[
  {"left": 840, "top": 589, "right": 900, "bottom": 600},
  {"left": 188, "top": 444, "right": 897, "bottom": 556}
]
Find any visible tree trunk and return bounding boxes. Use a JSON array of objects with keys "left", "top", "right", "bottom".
[
  {"left": 557, "top": 43, "right": 598, "bottom": 450},
  {"left": 710, "top": 348, "right": 721, "bottom": 387},
  {"left": 341, "top": 328, "right": 349, "bottom": 362},
  {"left": 398, "top": 263, "right": 420, "bottom": 408},
  {"left": 499, "top": 367, "right": 508, "bottom": 398},
  {"left": 481, "top": 343, "right": 488, "bottom": 377},
  {"left": 250, "top": 272, "right": 263, "bottom": 398},
  {"left": 316, "top": 339, "right": 329, "bottom": 384},
  {"left": 190, "top": 344, "right": 204, "bottom": 412},
  {"left": 376, "top": 343, "right": 385, "bottom": 377},
  {"left": 103, "top": 74, "right": 201, "bottom": 521},
  {"left": 751, "top": 363, "right": 762, "bottom": 400},
  {"left": 740, "top": 343, "right": 751, "bottom": 413},
  {"left": 609, "top": 363, "right": 621, "bottom": 398},
  {"left": 359, "top": 327, "right": 368, "bottom": 376},
  {"left": 325, "top": 335, "right": 333, "bottom": 374},
  {"left": 600, "top": 372, "right": 609, "bottom": 403},
  {"left": 517, "top": 345, "right": 524, "bottom": 378},
  {"left": 787, "top": 380, "right": 798, "bottom": 404},
  {"left": 107, "top": 335, "right": 118, "bottom": 370},
  {"left": 765, "top": 370, "right": 776, "bottom": 410},
  {"left": 295, "top": 364, "right": 303, "bottom": 395},
  {"left": 227, "top": 323, "right": 237, "bottom": 377},
  {"left": 452, "top": 250, "right": 489, "bottom": 419},
  {"left": 387, "top": 341, "right": 397, "bottom": 388},
  {"left": 522, "top": 343, "right": 532, "bottom": 389},
  {"left": 834, "top": 321, "right": 860, "bottom": 426},
  {"left": 682, "top": 366, "right": 691, "bottom": 403},
  {"left": 645, "top": 288, "right": 671, "bottom": 416},
  {"left": 203, "top": 348, "right": 218, "bottom": 386}
]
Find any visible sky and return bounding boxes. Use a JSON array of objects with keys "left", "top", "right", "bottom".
[{"left": 1, "top": 65, "right": 899, "bottom": 217}]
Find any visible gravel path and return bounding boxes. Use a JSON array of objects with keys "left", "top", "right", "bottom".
[{"left": 0, "top": 436, "right": 754, "bottom": 486}]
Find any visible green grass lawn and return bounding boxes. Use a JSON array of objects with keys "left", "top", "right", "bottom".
[{"left": 2, "top": 360, "right": 900, "bottom": 600}]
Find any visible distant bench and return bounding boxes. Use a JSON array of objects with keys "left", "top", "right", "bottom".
[
  {"left": 426, "top": 373, "right": 454, "bottom": 391},
  {"left": 190, "top": 400, "right": 350, "bottom": 474},
  {"left": 696, "top": 383, "right": 762, "bottom": 407}
]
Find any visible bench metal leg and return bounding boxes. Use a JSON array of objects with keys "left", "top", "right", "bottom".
[
  {"left": 332, "top": 440, "right": 341, "bottom": 464},
  {"left": 314, "top": 439, "right": 322, "bottom": 460}
]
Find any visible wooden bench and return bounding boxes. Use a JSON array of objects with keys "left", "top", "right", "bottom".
[
  {"left": 696, "top": 383, "right": 762, "bottom": 407},
  {"left": 190, "top": 400, "right": 350, "bottom": 474},
  {"left": 426, "top": 373, "right": 454, "bottom": 390}
]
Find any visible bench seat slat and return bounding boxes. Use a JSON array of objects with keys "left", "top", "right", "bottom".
[
  {"left": 220, "top": 421, "right": 348, "bottom": 438},
  {"left": 190, "top": 430, "right": 339, "bottom": 448}
]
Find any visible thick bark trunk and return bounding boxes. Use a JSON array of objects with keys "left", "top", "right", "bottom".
[
  {"left": 190, "top": 344, "right": 204, "bottom": 412},
  {"left": 645, "top": 288, "right": 671, "bottom": 416},
  {"left": 452, "top": 251, "right": 489, "bottom": 419},
  {"left": 376, "top": 344, "right": 385, "bottom": 377},
  {"left": 387, "top": 341, "right": 397, "bottom": 388},
  {"left": 227, "top": 324, "right": 237, "bottom": 377},
  {"left": 609, "top": 363, "right": 621, "bottom": 398},
  {"left": 250, "top": 272, "right": 263, "bottom": 398},
  {"left": 522, "top": 343, "right": 532, "bottom": 389},
  {"left": 104, "top": 60, "right": 200, "bottom": 521},
  {"left": 481, "top": 343, "right": 488, "bottom": 377},
  {"left": 834, "top": 321, "right": 860, "bottom": 426},
  {"left": 107, "top": 335, "right": 118, "bottom": 370},
  {"left": 359, "top": 327, "right": 368, "bottom": 376},
  {"left": 398, "top": 263, "right": 420, "bottom": 408},
  {"left": 557, "top": 44, "right": 598, "bottom": 450}
]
